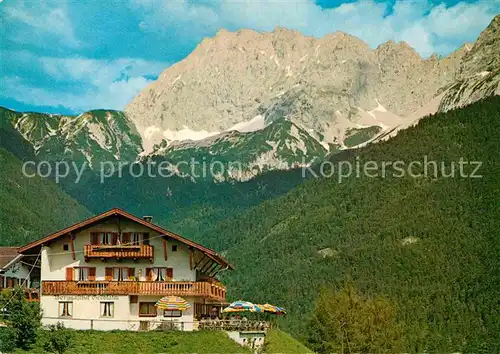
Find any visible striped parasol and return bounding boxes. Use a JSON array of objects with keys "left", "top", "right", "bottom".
[
  {"left": 222, "top": 301, "right": 263, "bottom": 313},
  {"left": 257, "top": 303, "right": 287, "bottom": 315},
  {"left": 155, "top": 296, "right": 191, "bottom": 311}
]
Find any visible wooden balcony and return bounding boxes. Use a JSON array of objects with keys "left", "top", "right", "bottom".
[
  {"left": 84, "top": 244, "right": 154, "bottom": 260},
  {"left": 42, "top": 281, "right": 226, "bottom": 301}
]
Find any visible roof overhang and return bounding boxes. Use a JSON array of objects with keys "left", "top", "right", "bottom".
[{"left": 0, "top": 254, "right": 23, "bottom": 273}]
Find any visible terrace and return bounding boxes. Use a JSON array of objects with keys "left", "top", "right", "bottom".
[
  {"left": 42, "top": 280, "right": 226, "bottom": 301},
  {"left": 83, "top": 244, "right": 154, "bottom": 261}
]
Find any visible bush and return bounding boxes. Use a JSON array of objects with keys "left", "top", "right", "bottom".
[
  {"left": 307, "top": 284, "right": 404, "bottom": 353},
  {"left": 0, "top": 286, "right": 42, "bottom": 350},
  {"left": 43, "top": 322, "right": 74, "bottom": 354},
  {"left": 0, "top": 326, "right": 16, "bottom": 352}
]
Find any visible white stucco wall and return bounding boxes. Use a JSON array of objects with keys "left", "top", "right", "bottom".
[{"left": 41, "top": 294, "right": 196, "bottom": 331}]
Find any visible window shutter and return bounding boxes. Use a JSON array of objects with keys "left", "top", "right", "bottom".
[
  {"left": 65, "top": 267, "right": 74, "bottom": 281},
  {"left": 146, "top": 268, "right": 152, "bottom": 281},
  {"left": 129, "top": 268, "right": 135, "bottom": 278},
  {"left": 105, "top": 267, "right": 113, "bottom": 281},
  {"left": 166, "top": 268, "right": 173, "bottom": 280},
  {"left": 88, "top": 267, "right": 96, "bottom": 281},
  {"left": 130, "top": 295, "right": 138, "bottom": 304},
  {"left": 122, "top": 232, "right": 130, "bottom": 245},
  {"left": 143, "top": 232, "right": 150, "bottom": 245},
  {"left": 90, "top": 232, "right": 99, "bottom": 245}
]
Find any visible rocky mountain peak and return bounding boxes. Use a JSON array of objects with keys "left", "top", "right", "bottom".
[
  {"left": 459, "top": 14, "right": 500, "bottom": 78},
  {"left": 7, "top": 109, "right": 142, "bottom": 168},
  {"left": 125, "top": 18, "right": 499, "bottom": 152},
  {"left": 375, "top": 39, "right": 423, "bottom": 64}
]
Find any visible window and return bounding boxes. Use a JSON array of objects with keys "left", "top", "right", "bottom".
[
  {"left": 172, "top": 245, "right": 177, "bottom": 252},
  {"left": 59, "top": 302, "right": 73, "bottom": 317},
  {"left": 63, "top": 244, "right": 69, "bottom": 251},
  {"left": 91, "top": 232, "right": 118, "bottom": 245},
  {"left": 100, "top": 302, "right": 114, "bottom": 317},
  {"left": 146, "top": 267, "right": 173, "bottom": 281},
  {"left": 132, "top": 233, "right": 141, "bottom": 245},
  {"left": 139, "top": 302, "right": 157, "bottom": 317},
  {"left": 102, "top": 232, "right": 111, "bottom": 245},
  {"left": 108, "top": 267, "right": 134, "bottom": 281},
  {"left": 76, "top": 267, "right": 88, "bottom": 281},
  {"left": 156, "top": 268, "right": 166, "bottom": 281},
  {"left": 163, "top": 310, "right": 182, "bottom": 318},
  {"left": 73, "top": 267, "right": 95, "bottom": 281},
  {"left": 113, "top": 268, "right": 128, "bottom": 281}
]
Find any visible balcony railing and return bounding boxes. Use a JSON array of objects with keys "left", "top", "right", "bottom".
[
  {"left": 198, "top": 319, "right": 271, "bottom": 332},
  {"left": 42, "top": 281, "right": 226, "bottom": 301},
  {"left": 84, "top": 244, "right": 154, "bottom": 260}
]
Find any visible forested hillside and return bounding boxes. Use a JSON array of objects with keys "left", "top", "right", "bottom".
[
  {"left": 0, "top": 148, "right": 91, "bottom": 246},
  {"left": 204, "top": 97, "right": 500, "bottom": 352},
  {"left": 54, "top": 156, "right": 308, "bottom": 241}
]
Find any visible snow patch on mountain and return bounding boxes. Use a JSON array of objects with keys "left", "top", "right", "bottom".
[
  {"left": 163, "top": 126, "right": 221, "bottom": 143},
  {"left": 229, "top": 115, "right": 265, "bottom": 133},
  {"left": 287, "top": 124, "right": 308, "bottom": 154},
  {"left": 142, "top": 115, "right": 267, "bottom": 153},
  {"left": 143, "top": 119, "right": 327, "bottom": 182},
  {"left": 87, "top": 122, "right": 109, "bottom": 150}
]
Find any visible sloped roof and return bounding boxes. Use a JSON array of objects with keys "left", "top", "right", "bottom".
[
  {"left": 18, "top": 208, "right": 233, "bottom": 269},
  {"left": 0, "top": 247, "right": 20, "bottom": 269}
]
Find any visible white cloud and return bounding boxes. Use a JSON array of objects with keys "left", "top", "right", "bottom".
[
  {"left": 0, "top": 55, "right": 169, "bottom": 112},
  {"left": 1, "top": 75, "right": 155, "bottom": 113},
  {"left": 38, "top": 57, "right": 168, "bottom": 86},
  {"left": 132, "top": 0, "right": 499, "bottom": 57},
  {"left": 3, "top": 0, "right": 81, "bottom": 47}
]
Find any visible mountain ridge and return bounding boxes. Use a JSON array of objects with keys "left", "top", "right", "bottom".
[
  {"left": 145, "top": 119, "right": 329, "bottom": 182},
  {"left": 125, "top": 24, "right": 467, "bottom": 149},
  {"left": 0, "top": 107, "right": 143, "bottom": 169},
  {"left": 1, "top": 16, "right": 498, "bottom": 183}
]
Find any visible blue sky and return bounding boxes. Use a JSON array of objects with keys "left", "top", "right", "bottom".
[{"left": 1, "top": 0, "right": 498, "bottom": 115}]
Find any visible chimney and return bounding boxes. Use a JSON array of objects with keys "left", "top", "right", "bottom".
[{"left": 143, "top": 216, "right": 153, "bottom": 223}]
